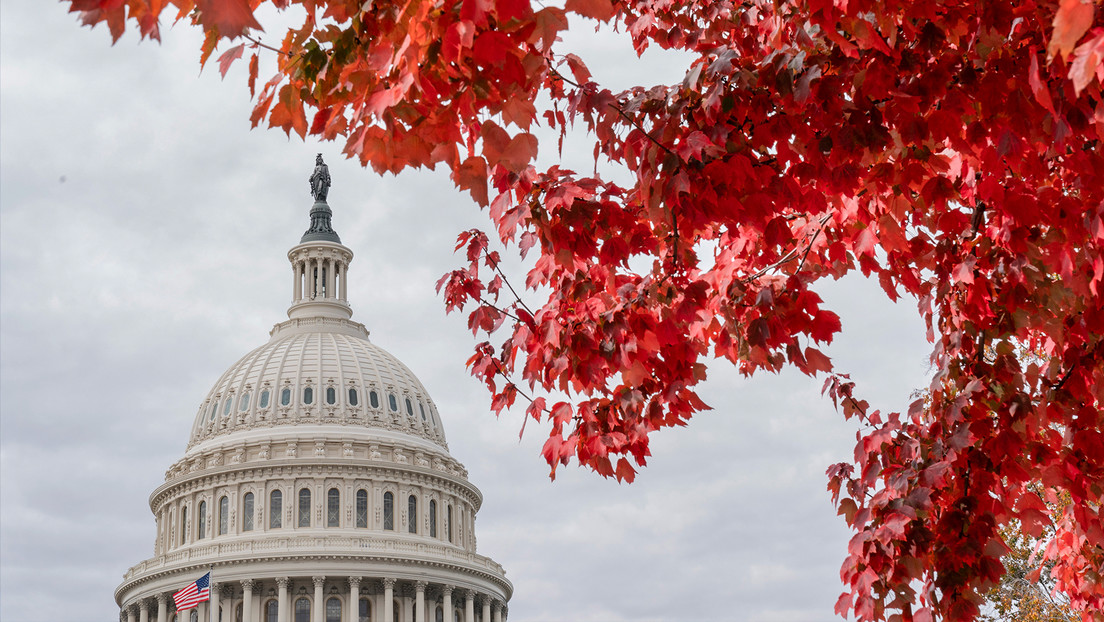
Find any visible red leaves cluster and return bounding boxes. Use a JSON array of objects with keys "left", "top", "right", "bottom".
[{"left": 67, "top": 0, "right": 1104, "bottom": 620}]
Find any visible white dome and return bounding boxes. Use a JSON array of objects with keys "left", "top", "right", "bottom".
[
  {"left": 117, "top": 166, "right": 510, "bottom": 622},
  {"left": 189, "top": 317, "right": 447, "bottom": 450}
]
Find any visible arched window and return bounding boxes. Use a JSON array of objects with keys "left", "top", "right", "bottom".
[
  {"left": 265, "top": 600, "right": 279, "bottom": 622},
  {"left": 435, "top": 605, "right": 443, "bottom": 622},
  {"left": 235, "top": 603, "right": 243, "bottom": 622},
  {"left": 407, "top": 495, "right": 417, "bottom": 534},
  {"left": 239, "top": 392, "right": 250, "bottom": 411},
  {"left": 190, "top": 610, "right": 199, "bottom": 622},
  {"left": 405, "top": 398, "right": 414, "bottom": 416},
  {"left": 388, "top": 393, "right": 398, "bottom": 412},
  {"left": 303, "top": 387, "right": 314, "bottom": 405},
  {"left": 447, "top": 504, "right": 453, "bottom": 542},
  {"left": 280, "top": 387, "right": 292, "bottom": 406},
  {"left": 198, "top": 501, "right": 207, "bottom": 539},
  {"left": 325, "top": 597, "right": 341, "bottom": 622},
  {"left": 429, "top": 500, "right": 437, "bottom": 538},
  {"left": 419, "top": 403, "right": 427, "bottom": 421},
  {"left": 358, "top": 597, "right": 371, "bottom": 622},
  {"left": 218, "top": 496, "right": 229, "bottom": 535},
  {"left": 298, "top": 488, "right": 312, "bottom": 527},
  {"left": 383, "top": 492, "right": 394, "bottom": 530},
  {"left": 369, "top": 391, "right": 380, "bottom": 408},
  {"left": 356, "top": 490, "right": 368, "bottom": 528},
  {"left": 259, "top": 389, "right": 270, "bottom": 408},
  {"left": 393, "top": 601, "right": 400, "bottom": 622},
  {"left": 242, "top": 492, "right": 255, "bottom": 531},
  {"left": 348, "top": 388, "right": 359, "bottom": 406},
  {"left": 270, "top": 490, "right": 283, "bottom": 528},
  {"left": 180, "top": 506, "right": 187, "bottom": 545},
  {"left": 294, "top": 597, "right": 310, "bottom": 622},
  {"left": 327, "top": 488, "right": 340, "bottom": 527},
  {"left": 453, "top": 611, "right": 461, "bottom": 622},
  {"left": 326, "top": 387, "right": 337, "bottom": 405}
]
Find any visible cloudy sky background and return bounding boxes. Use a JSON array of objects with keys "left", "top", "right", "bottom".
[{"left": 1, "top": 2, "right": 933, "bottom": 621}]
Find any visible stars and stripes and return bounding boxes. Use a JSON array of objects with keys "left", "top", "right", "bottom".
[{"left": 172, "top": 572, "right": 211, "bottom": 612}]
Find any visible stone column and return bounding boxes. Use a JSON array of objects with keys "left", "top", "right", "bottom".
[
  {"left": 492, "top": 601, "right": 502, "bottom": 622},
  {"left": 210, "top": 584, "right": 221, "bottom": 622},
  {"left": 139, "top": 600, "right": 150, "bottom": 622},
  {"left": 313, "top": 577, "right": 326, "bottom": 622},
  {"left": 242, "top": 580, "right": 255, "bottom": 622},
  {"left": 327, "top": 258, "right": 336, "bottom": 299},
  {"left": 481, "top": 598, "right": 490, "bottom": 622},
  {"left": 293, "top": 262, "right": 300, "bottom": 301},
  {"left": 347, "top": 577, "right": 361, "bottom": 622},
  {"left": 441, "top": 586, "right": 452, "bottom": 622},
  {"left": 463, "top": 591, "right": 474, "bottom": 622},
  {"left": 339, "top": 263, "right": 347, "bottom": 301},
  {"left": 126, "top": 605, "right": 136, "bottom": 622},
  {"left": 157, "top": 594, "right": 168, "bottom": 622},
  {"left": 277, "top": 577, "right": 290, "bottom": 622},
  {"left": 414, "top": 581, "right": 427, "bottom": 622},
  {"left": 383, "top": 578, "right": 395, "bottom": 622}
]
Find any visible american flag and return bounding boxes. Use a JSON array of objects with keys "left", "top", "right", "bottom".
[{"left": 173, "top": 572, "right": 211, "bottom": 612}]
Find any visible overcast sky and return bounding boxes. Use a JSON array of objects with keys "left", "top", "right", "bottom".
[{"left": 0, "top": 2, "right": 934, "bottom": 621}]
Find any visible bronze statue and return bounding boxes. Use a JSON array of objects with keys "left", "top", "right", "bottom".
[{"left": 309, "top": 154, "right": 331, "bottom": 202}]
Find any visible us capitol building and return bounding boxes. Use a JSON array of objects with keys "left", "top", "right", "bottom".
[{"left": 115, "top": 158, "right": 512, "bottom": 622}]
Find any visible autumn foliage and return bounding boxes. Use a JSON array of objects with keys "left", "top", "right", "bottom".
[{"left": 66, "top": 0, "right": 1104, "bottom": 619}]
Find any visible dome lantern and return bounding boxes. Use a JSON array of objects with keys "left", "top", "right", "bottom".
[{"left": 287, "top": 155, "right": 353, "bottom": 321}]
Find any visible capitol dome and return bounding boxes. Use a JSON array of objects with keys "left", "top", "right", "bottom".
[{"left": 115, "top": 158, "right": 511, "bottom": 622}]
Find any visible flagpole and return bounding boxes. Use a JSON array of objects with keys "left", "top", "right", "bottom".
[{"left": 209, "top": 564, "right": 215, "bottom": 622}]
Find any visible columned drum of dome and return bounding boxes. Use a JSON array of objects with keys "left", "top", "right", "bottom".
[{"left": 115, "top": 158, "right": 511, "bottom": 622}]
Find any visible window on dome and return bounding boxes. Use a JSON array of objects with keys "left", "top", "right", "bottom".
[
  {"left": 383, "top": 492, "right": 394, "bottom": 530},
  {"left": 208, "top": 402, "right": 217, "bottom": 421},
  {"left": 326, "top": 387, "right": 336, "bottom": 405},
  {"left": 430, "top": 500, "right": 437, "bottom": 538},
  {"left": 447, "top": 505, "right": 453, "bottom": 543},
  {"left": 303, "top": 387, "right": 314, "bottom": 405},
  {"left": 327, "top": 488, "right": 340, "bottom": 527},
  {"left": 294, "top": 597, "right": 310, "bottom": 622},
  {"left": 388, "top": 394, "right": 398, "bottom": 412},
  {"left": 405, "top": 398, "right": 414, "bottom": 416},
  {"left": 180, "top": 506, "right": 187, "bottom": 545},
  {"left": 407, "top": 495, "right": 417, "bottom": 534},
  {"left": 223, "top": 398, "right": 233, "bottom": 417},
  {"left": 369, "top": 391, "right": 380, "bottom": 408},
  {"left": 348, "top": 388, "right": 358, "bottom": 406},
  {"left": 239, "top": 392, "right": 250, "bottom": 411},
  {"left": 198, "top": 501, "right": 207, "bottom": 539},
  {"left": 265, "top": 600, "right": 278, "bottom": 622},
  {"left": 419, "top": 403, "right": 426, "bottom": 421},
  {"left": 298, "top": 489, "right": 311, "bottom": 527},
  {"left": 236, "top": 603, "right": 243, "bottom": 622},
  {"left": 242, "top": 492, "right": 254, "bottom": 532},
  {"left": 259, "top": 389, "right": 270, "bottom": 409},
  {"left": 218, "top": 496, "right": 229, "bottom": 535},
  {"left": 358, "top": 598, "right": 371, "bottom": 622},
  {"left": 435, "top": 605, "right": 443, "bottom": 622},
  {"left": 356, "top": 490, "right": 368, "bottom": 528},
  {"left": 281, "top": 388, "right": 291, "bottom": 406},
  {"left": 270, "top": 490, "right": 282, "bottom": 528},
  {"left": 326, "top": 598, "right": 341, "bottom": 622}
]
